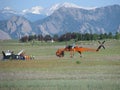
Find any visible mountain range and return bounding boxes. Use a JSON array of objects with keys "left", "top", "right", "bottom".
[{"left": 0, "top": 3, "right": 120, "bottom": 40}]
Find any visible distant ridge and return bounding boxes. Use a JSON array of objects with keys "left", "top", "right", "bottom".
[{"left": 0, "top": 4, "right": 120, "bottom": 39}]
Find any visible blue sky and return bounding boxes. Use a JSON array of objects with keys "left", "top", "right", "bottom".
[{"left": 0, "top": 0, "right": 120, "bottom": 11}]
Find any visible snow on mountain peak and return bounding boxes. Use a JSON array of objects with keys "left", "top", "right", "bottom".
[
  {"left": 62, "top": 2, "right": 80, "bottom": 8},
  {"left": 1, "top": 2, "right": 97, "bottom": 16},
  {"left": 46, "top": 2, "right": 80, "bottom": 15},
  {"left": 61, "top": 2, "right": 97, "bottom": 10},
  {"left": 46, "top": 2, "right": 96, "bottom": 16},
  {"left": 22, "top": 6, "right": 43, "bottom": 14}
]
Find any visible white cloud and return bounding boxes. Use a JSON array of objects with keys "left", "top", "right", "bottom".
[
  {"left": 4, "top": 7, "right": 12, "bottom": 10},
  {"left": 2, "top": 6, "right": 18, "bottom": 14},
  {"left": 22, "top": 6, "right": 43, "bottom": 14}
]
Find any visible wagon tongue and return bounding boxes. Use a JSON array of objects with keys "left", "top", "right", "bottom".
[{"left": 17, "top": 50, "right": 24, "bottom": 55}]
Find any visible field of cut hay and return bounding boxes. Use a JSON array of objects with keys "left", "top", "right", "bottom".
[{"left": 0, "top": 40, "right": 120, "bottom": 90}]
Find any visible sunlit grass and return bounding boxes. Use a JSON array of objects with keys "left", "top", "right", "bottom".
[
  {"left": 0, "top": 39, "right": 120, "bottom": 90},
  {"left": 0, "top": 79, "right": 120, "bottom": 90}
]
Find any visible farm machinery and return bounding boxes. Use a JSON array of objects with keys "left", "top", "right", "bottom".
[
  {"left": 2, "top": 50, "right": 34, "bottom": 60},
  {"left": 56, "top": 41, "right": 105, "bottom": 58}
]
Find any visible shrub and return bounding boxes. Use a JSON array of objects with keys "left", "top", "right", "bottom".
[{"left": 76, "top": 61, "right": 81, "bottom": 64}]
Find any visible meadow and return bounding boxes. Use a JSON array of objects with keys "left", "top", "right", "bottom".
[{"left": 0, "top": 40, "right": 120, "bottom": 90}]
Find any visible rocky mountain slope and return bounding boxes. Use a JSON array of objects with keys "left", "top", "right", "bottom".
[
  {"left": 0, "top": 4, "right": 120, "bottom": 40},
  {"left": 0, "top": 16, "right": 34, "bottom": 39},
  {"left": 36, "top": 4, "right": 120, "bottom": 35}
]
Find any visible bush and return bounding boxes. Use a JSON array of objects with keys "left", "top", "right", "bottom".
[{"left": 76, "top": 61, "right": 81, "bottom": 64}]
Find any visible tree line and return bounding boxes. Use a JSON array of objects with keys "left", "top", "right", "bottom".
[{"left": 19, "top": 32, "right": 120, "bottom": 42}]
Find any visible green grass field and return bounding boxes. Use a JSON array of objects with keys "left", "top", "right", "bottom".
[{"left": 0, "top": 40, "right": 120, "bottom": 90}]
